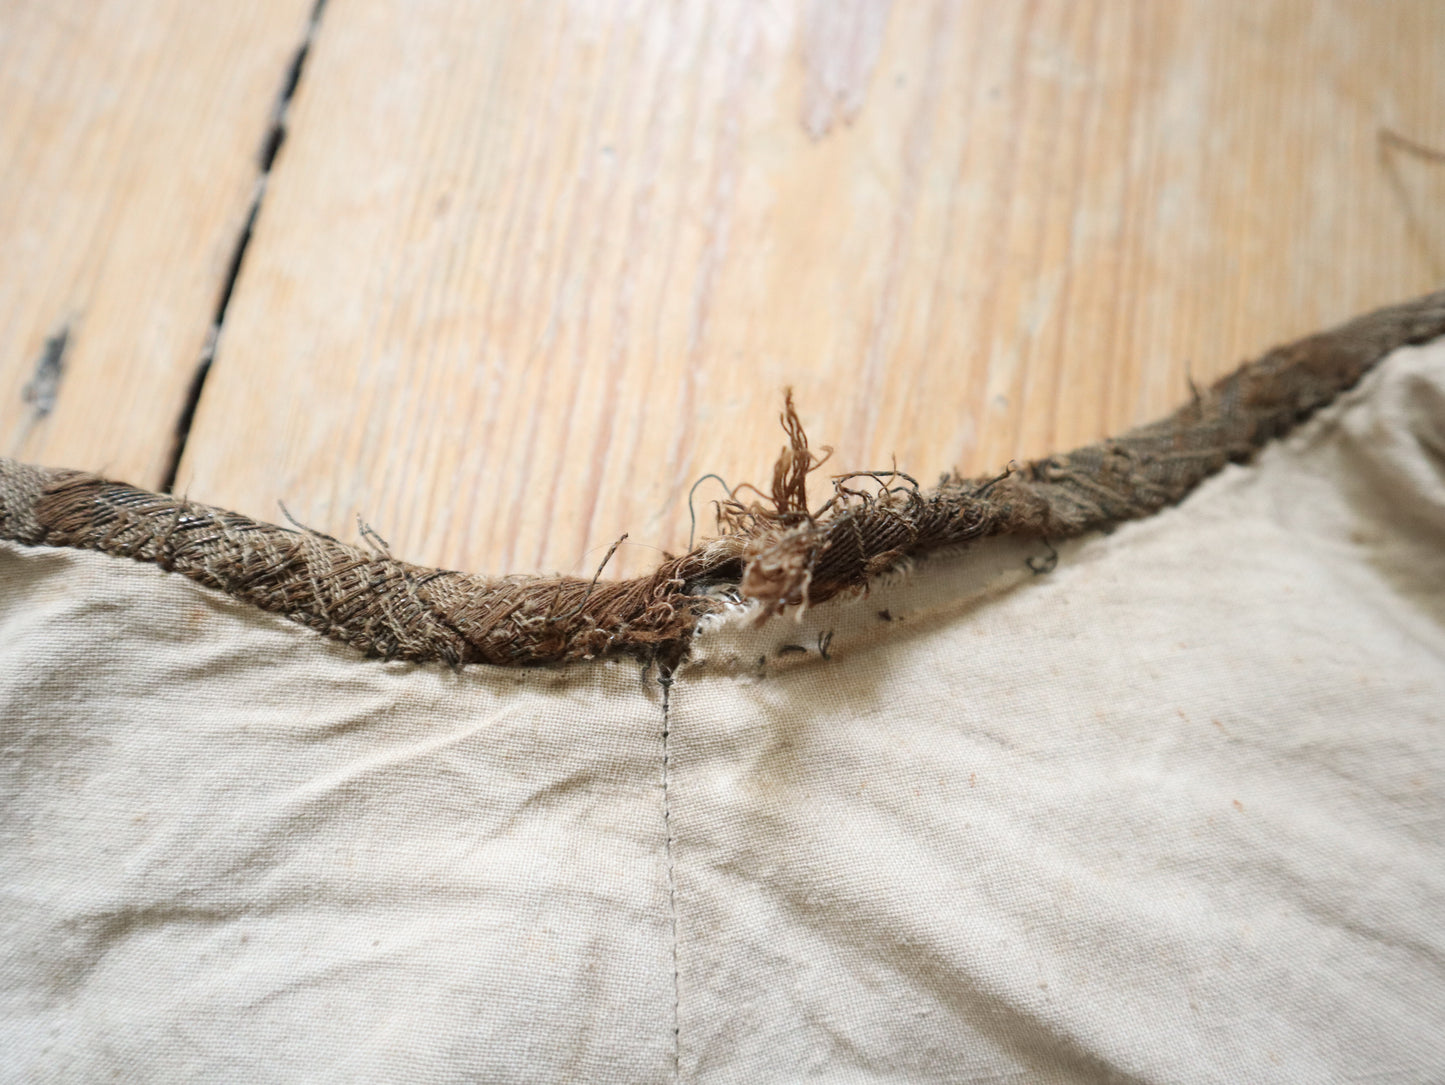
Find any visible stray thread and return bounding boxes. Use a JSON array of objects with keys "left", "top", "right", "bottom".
[
  {"left": 687, "top": 474, "right": 731, "bottom": 550},
  {"left": 1027, "top": 538, "right": 1059, "bottom": 575},
  {"left": 7, "top": 291, "right": 1443, "bottom": 667},
  {"left": 1379, "top": 127, "right": 1445, "bottom": 281}
]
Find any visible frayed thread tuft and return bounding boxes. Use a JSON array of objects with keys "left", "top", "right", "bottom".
[{"left": 3, "top": 290, "right": 1443, "bottom": 667}]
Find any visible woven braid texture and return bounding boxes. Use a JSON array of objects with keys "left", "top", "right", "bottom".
[{"left": 3, "top": 290, "right": 1443, "bottom": 667}]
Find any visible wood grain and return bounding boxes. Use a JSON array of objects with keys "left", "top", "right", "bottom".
[
  {"left": 177, "top": 0, "right": 1445, "bottom": 578},
  {"left": 0, "top": 0, "right": 316, "bottom": 486}
]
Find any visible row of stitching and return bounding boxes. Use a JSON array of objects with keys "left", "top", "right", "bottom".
[
  {"left": 658, "top": 672, "right": 682, "bottom": 1081},
  {"left": 2, "top": 290, "right": 1442, "bottom": 668}
]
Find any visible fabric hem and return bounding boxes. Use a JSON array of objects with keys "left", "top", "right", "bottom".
[{"left": 2, "top": 290, "right": 1442, "bottom": 668}]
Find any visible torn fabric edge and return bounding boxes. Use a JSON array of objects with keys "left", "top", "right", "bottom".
[{"left": 1, "top": 290, "right": 1442, "bottom": 669}]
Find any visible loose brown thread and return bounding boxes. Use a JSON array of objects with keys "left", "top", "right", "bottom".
[
  {"left": 1380, "top": 128, "right": 1445, "bottom": 281},
  {"left": 3, "top": 290, "right": 1444, "bottom": 670}
]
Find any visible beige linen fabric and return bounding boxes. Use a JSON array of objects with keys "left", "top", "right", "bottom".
[
  {"left": 3, "top": 342, "right": 1444, "bottom": 1082},
  {"left": 0, "top": 554, "right": 677, "bottom": 1081}
]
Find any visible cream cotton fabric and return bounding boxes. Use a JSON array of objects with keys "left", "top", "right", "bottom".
[{"left": 3, "top": 341, "right": 1445, "bottom": 1083}]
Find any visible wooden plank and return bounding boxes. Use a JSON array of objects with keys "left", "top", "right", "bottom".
[
  {"left": 178, "top": 0, "right": 1445, "bottom": 579},
  {"left": 0, "top": 0, "right": 317, "bottom": 486}
]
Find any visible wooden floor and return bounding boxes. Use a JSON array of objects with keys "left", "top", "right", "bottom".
[{"left": 3, "top": 1, "right": 1442, "bottom": 578}]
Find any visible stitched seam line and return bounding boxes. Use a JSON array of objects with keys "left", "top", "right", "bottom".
[{"left": 660, "top": 676, "right": 681, "bottom": 1082}]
